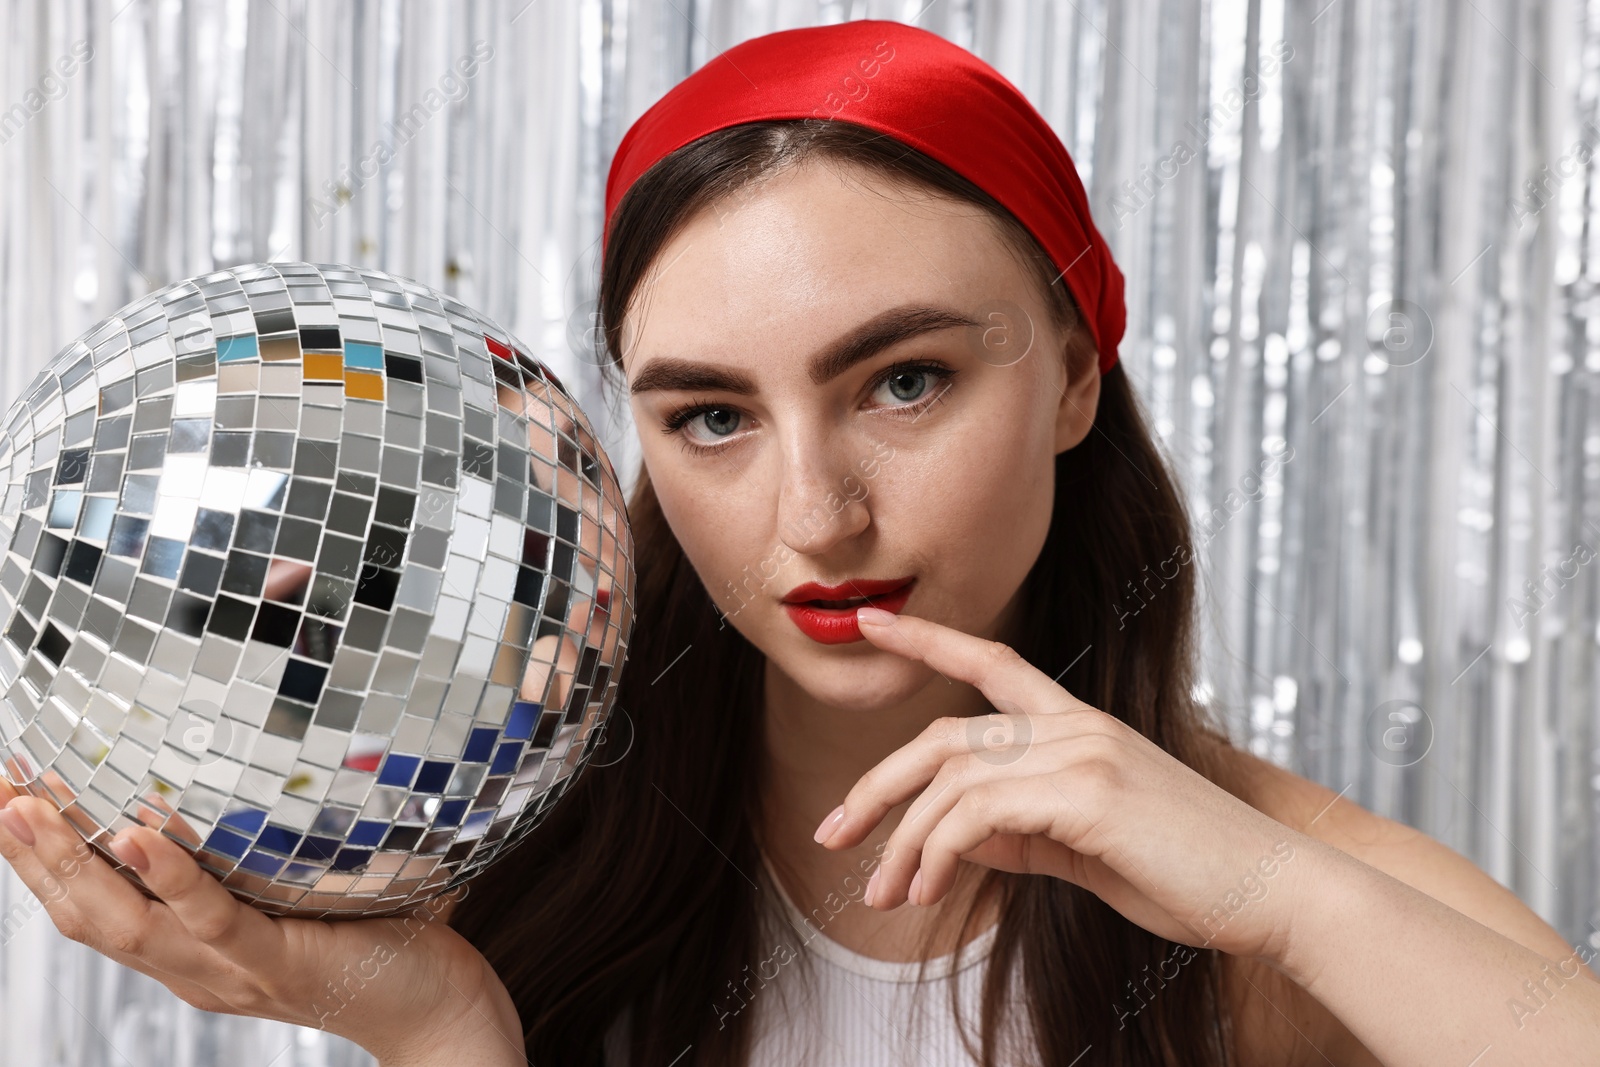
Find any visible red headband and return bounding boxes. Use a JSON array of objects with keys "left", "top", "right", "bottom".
[{"left": 603, "top": 18, "right": 1124, "bottom": 375}]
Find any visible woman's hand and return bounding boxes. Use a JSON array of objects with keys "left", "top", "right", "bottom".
[
  {"left": 818, "top": 607, "right": 1317, "bottom": 965},
  {"left": 0, "top": 770, "right": 524, "bottom": 1066}
]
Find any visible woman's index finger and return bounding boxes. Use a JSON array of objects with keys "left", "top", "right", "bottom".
[{"left": 854, "top": 609, "right": 1083, "bottom": 715}]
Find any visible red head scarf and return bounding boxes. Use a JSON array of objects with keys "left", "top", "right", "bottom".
[{"left": 603, "top": 18, "right": 1125, "bottom": 374}]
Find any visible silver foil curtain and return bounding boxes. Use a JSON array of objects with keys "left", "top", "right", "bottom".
[{"left": 1, "top": 0, "right": 1596, "bottom": 1062}]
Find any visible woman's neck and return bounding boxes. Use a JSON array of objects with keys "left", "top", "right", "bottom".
[{"left": 754, "top": 650, "right": 1004, "bottom": 962}]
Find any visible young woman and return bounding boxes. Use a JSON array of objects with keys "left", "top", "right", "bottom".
[{"left": 1, "top": 18, "right": 1596, "bottom": 1067}]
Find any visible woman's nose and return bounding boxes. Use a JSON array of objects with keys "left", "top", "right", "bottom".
[{"left": 774, "top": 441, "right": 871, "bottom": 555}]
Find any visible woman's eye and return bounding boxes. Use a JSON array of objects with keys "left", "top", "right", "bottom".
[
  {"left": 875, "top": 367, "right": 934, "bottom": 405},
  {"left": 660, "top": 361, "right": 955, "bottom": 456},
  {"left": 687, "top": 408, "right": 741, "bottom": 442},
  {"left": 660, "top": 404, "right": 745, "bottom": 452},
  {"left": 870, "top": 363, "right": 955, "bottom": 413}
]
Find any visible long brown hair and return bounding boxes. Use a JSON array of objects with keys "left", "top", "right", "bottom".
[{"left": 449, "top": 119, "right": 1249, "bottom": 1066}]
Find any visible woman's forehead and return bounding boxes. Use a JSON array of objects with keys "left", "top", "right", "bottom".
[{"left": 620, "top": 167, "right": 1024, "bottom": 370}]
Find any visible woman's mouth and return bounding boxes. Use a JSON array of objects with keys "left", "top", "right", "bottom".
[{"left": 780, "top": 577, "right": 915, "bottom": 644}]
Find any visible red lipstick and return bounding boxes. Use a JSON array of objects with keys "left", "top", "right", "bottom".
[{"left": 780, "top": 576, "right": 915, "bottom": 644}]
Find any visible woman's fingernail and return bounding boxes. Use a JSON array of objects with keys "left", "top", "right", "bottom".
[
  {"left": 109, "top": 833, "right": 150, "bottom": 872},
  {"left": 909, "top": 870, "right": 923, "bottom": 906},
  {"left": 865, "top": 867, "right": 881, "bottom": 907},
  {"left": 813, "top": 805, "right": 845, "bottom": 844},
  {"left": 0, "top": 802, "right": 35, "bottom": 847},
  {"left": 857, "top": 606, "right": 897, "bottom": 626}
]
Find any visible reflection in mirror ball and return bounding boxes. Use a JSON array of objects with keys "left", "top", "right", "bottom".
[{"left": 0, "top": 262, "right": 635, "bottom": 917}]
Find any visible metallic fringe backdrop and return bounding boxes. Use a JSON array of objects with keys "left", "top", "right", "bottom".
[{"left": 1, "top": 0, "right": 1597, "bottom": 1062}]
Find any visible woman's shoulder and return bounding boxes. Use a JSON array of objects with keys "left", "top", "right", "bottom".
[
  {"left": 1213, "top": 738, "right": 1579, "bottom": 966},
  {"left": 1206, "top": 736, "right": 1587, "bottom": 1064}
]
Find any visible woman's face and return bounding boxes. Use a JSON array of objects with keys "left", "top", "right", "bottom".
[{"left": 618, "top": 159, "right": 1100, "bottom": 711}]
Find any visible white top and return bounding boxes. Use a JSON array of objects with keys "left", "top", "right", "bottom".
[{"left": 604, "top": 853, "right": 1034, "bottom": 1065}]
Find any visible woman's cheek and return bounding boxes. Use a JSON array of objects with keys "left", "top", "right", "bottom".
[
  {"left": 922, "top": 425, "right": 1052, "bottom": 584},
  {"left": 661, "top": 499, "right": 774, "bottom": 618}
]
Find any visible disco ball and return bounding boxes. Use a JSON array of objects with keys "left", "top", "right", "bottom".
[{"left": 0, "top": 262, "right": 635, "bottom": 917}]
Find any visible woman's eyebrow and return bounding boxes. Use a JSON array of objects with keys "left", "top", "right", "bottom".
[{"left": 628, "top": 303, "right": 981, "bottom": 396}]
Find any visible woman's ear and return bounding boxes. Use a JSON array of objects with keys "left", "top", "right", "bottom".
[{"left": 1054, "top": 326, "right": 1101, "bottom": 454}]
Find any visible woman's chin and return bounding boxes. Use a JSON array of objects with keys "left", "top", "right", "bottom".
[{"left": 768, "top": 643, "right": 939, "bottom": 711}]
